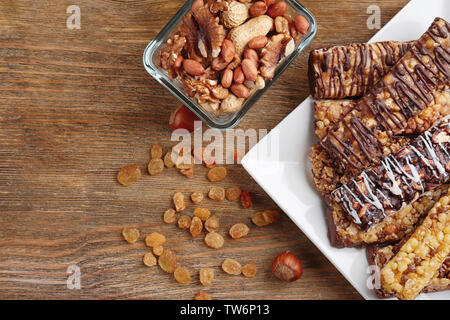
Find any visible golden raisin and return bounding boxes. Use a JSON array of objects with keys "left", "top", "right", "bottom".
[
  {"left": 178, "top": 215, "right": 192, "bottom": 229},
  {"left": 151, "top": 144, "right": 163, "bottom": 159},
  {"left": 122, "top": 227, "right": 140, "bottom": 244},
  {"left": 251, "top": 212, "right": 267, "bottom": 227},
  {"left": 205, "top": 215, "right": 220, "bottom": 232},
  {"left": 173, "top": 192, "right": 186, "bottom": 212},
  {"left": 153, "top": 245, "right": 164, "bottom": 256},
  {"left": 242, "top": 263, "right": 257, "bottom": 278},
  {"left": 252, "top": 210, "right": 280, "bottom": 226},
  {"left": 205, "top": 232, "right": 224, "bottom": 249},
  {"left": 207, "top": 166, "right": 227, "bottom": 182},
  {"left": 143, "top": 252, "right": 157, "bottom": 267},
  {"left": 194, "top": 291, "right": 212, "bottom": 300},
  {"left": 158, "top": 249, "right": 177, "bottom": 273},
  {"left": 145, "top": 232, "right": 166, "bottom": 248},
  {"left": 174, "top": 266, "right": 191, "bottom": 284},
  {"left": 226, "top": 187, "right": 242, "bottom": 201},
  {"left": 222, "top": 258, "right": 242, "bottom": 275},
  {"left": 208, "top": 187, "right": 225, "bottom": 201},
  {"left": 190, "top": 216, "right": 203, "bottom": 237},
  {"left": 191, "top": 191, "right": 204, "bottom": 204},
  {"left": 163, "top": 208, "right": 177, "bottom": 224},
  {"left": 117, "top": 165, "right": 141, "bottom": 186},
  {"left": 148, "top": 158, "right": 164, "bottom": 175},
  {"left": 199, "top": 268, "right": 215, "bottom": 286},
  {"left": 194, "top": 207, "right": 211, "bottom": 221},
  {"left": 229, "top": 223, "right": 250, "bottom": 239},
  {"left": 164, "top": 151, "right": 176, "bottom": 168}
]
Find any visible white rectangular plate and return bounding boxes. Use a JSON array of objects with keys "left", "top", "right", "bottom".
[{"left": 242, "top": 0, "right": 450, "bottom": 300}]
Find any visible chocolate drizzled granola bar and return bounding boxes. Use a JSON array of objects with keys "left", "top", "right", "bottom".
[
  {"left": 321, "top": 18, "right": 450, "bottom": 171},
  {"left": 332, "top": 116, "right": 450, "bottom": 230},
  {"left": 309, "top": 41, "right": 413, "bottom": 99}
]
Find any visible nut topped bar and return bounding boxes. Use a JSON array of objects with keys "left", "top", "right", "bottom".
[
  {"left": 321, "top": 18, "right": 450, "bottom": 172},
  {"left": 309, "top": 41, "right": 413, "bottom": 99},
  {"left": 332, "top": 116, "right": 450, "bottom": 230}
]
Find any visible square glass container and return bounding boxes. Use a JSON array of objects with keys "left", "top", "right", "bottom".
[{"left": 143, "top": 0, "right": 317, "bottom": 129}]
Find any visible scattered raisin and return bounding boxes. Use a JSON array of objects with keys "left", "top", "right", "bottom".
[
  {"left": 226, "top": 187, "right": 242, "bottom": 201},
  {"left": 205, "top": 215, "right": 220, "bottom": 232},
  {"left": 252, "top": 210, "right": 280, "bottom": 226},
  {"left": 163, "top": 208, "right": 177, "bottom": 224},
  {"left": 164, "top": 151, "right": 176, "bottom": 168},
  {"left": 122, "top": 227, "right": 140, "bottom": 244},
  {"left": 191, "top": 191, "right": 204, "bottom": 204},
  {"left": 222, "top": 258, "right": 242, "bottom": 275},
  {"left": 194, "top": 291, "right": 212, "bottom": 300},
  {"left": 153, "top": 245, "right": 164, "bottom": 256},
  {"left": 117, "top": 165, "right": 141, "bottom": 186},
  {"left": 158, "top": 249, "right": 177, "bottom": 273},
  {"left": 178, "top": 215, "right": 192, "bottom": 229},
  {"left": 190, "top": 216, "right": 203, "bottom": 237},
  {"left": 151, "top": 144, "right": 163, "bottom": 159},
  {"left": 208, "top": 187, "right": 225, "bottom": 201},
  {"left": 180, "top": 167, "right": 194, "bottom": 178},
  {"left": 173, "top": 192, "right": 186, "bottom": 212},
  {"left": 199, "top": 268, "right": 215, "bottom": 286},
  {"left": 145, "top": 232, "right": 166, "bottom": 248},
  {"left": 205, "top": 232, "right": 225, "bottom": 249},
  {"left": 148, "top": 158, "right": 164, "bottom": 175},
  {"left": 229, "top": 223, "right": 250, "bottom": 239},
  {"left": 143, "top": 252, "right": 157, "bottom": 267},
  {"left": 242, "top": 263, "right": 257, "bottom": 278},
  {"left": 240, "top": 190, "right": 253, "bottom": 208},
  {"left": 207, "top": 166, "right": 227, "bottom": 182},
  {"left": 251, "top": 212, "right": 267, "bottom": 227},
  {"left": 174, "top": 266, "right": 191, "bottom": 284},
  {"left": 194, "top": 207, "right": 211, "bottom": 221}
]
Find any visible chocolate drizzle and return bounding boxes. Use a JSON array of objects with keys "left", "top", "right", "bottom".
[
  {"left": 322, "top": 17, "right": 450, "bottom": 171},
  {"left": 332, "top": 116, "right": 450, "bottom": 230}
]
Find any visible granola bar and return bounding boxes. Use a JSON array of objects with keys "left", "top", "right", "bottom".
[
  {"left": 332, "top": 116, "right": 450, "bottom": 230},
  {"left": 321, "top": 18, "right": 450, "bottom": 171},
  {"left": 367, "top": 245, "right": 450, "bottom": 298},
  {"left": 377, "top": 190, "right": 450, "bottom": 300},
  {"left": 309, "top": 41, "right": 413, "bottom": 99},
  {"left": 325, "top": 185, "right": 448, "bottom": 248}
]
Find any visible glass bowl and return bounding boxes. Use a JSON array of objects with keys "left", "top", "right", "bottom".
[{"left": 143, "top": 0, "right": 317, "bottom": 129}]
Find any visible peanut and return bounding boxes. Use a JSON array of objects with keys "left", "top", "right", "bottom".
[
  {"left": 221, "top": 39, "right": 236, "bottom": 63},
  {"left": 231, "top": 84, "right": 249, "bottom": 98},
  {"left": 212, "top": 86, "right": 229, "bottom": 100},
  {"left": 267, "top": 1, "right": 287, "bottom": 18},
  {"left": 212, "top": 57, "right": 229, "bottom": 71},
  {"left": 294, "top": 14, "right": 310, "bottom": 35},
  {"left": 248, "top": 36, "right": 268, "bottom": 49},
  {"left": 241, "top": 59, "right": 258, "bottom": 81},
  {"left": 221, "top": 68, "right": 233, "bottom": 88},
  {"left": 244, "top": 48, "right": 259, "bottom": 65},
  {"left": 233, "top": 66, "right": 245, "bottom": 84},
  {"left": 183, "top": 59, "right": 205, "bottom": 76},
  {"left": 222, "top": 1, "right": 249, "bottom": 29},
  {"left": 249, "top": 1, "right": 268, "bottom": 16}
]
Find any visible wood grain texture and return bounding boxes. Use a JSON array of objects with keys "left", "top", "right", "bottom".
[{"left": 0, "top": 0, "right": 409, "bottom": 299}]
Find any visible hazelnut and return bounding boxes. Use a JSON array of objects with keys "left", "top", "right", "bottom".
[{"left": 272, "top": 251, "right": 303, "bottom": 282}]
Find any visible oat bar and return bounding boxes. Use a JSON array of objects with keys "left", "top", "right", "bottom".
[
  {"left": 332, "top": 116, "right": 450, "bottom": 230},
  {"left": 367, "top": 245, "right": 450, "bottom": 298},
  {"left": 326, "top": 185, "right": 448, "bottom": 248},
  {"left": 378, "top": 190, "right": 450, "bottom": 300},
  {"left": 321, "top": 18, "right": 450, "bottom": 171},
  {"left": 309, "top": 41, "right": 413, "bottom": 99}
]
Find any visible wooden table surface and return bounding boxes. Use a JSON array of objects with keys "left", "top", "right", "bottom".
[{"left": 0, "top": 0, "right": 409, "bottom": 300}]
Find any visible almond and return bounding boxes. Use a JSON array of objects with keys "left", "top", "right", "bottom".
[
  {"left": 183, "top": 59, "right": 205, "bottom": 76},
  {"left": 231, "top": 84, "right": 249, "bottom": 98},
  {"left": 233, "top": 66, "right": 245, "bottom": 84},
  {"left": 249, "top": 1, "right": 267, "bottom": 16},
  {"left": 241, "top": 59, "right": 258, "bottom": 82},
  {"left": 221, "top": 39, "right": 236, "bottom": 63},
  {"left": 248, "top": 36, "right": 268, "bottom": 49},
  {"left": 221, "top": 68, "right": 233, "bottom": 88},
  {"left": 294, "top": 14, "right": 310, "bottom": 35},
  {"left": 267, "top": 1, "right": 287, "bottom": 18}
]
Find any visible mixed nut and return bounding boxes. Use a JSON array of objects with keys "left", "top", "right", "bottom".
[{"left": 158, "top": 0, "right": 310, "bottom": 115}]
